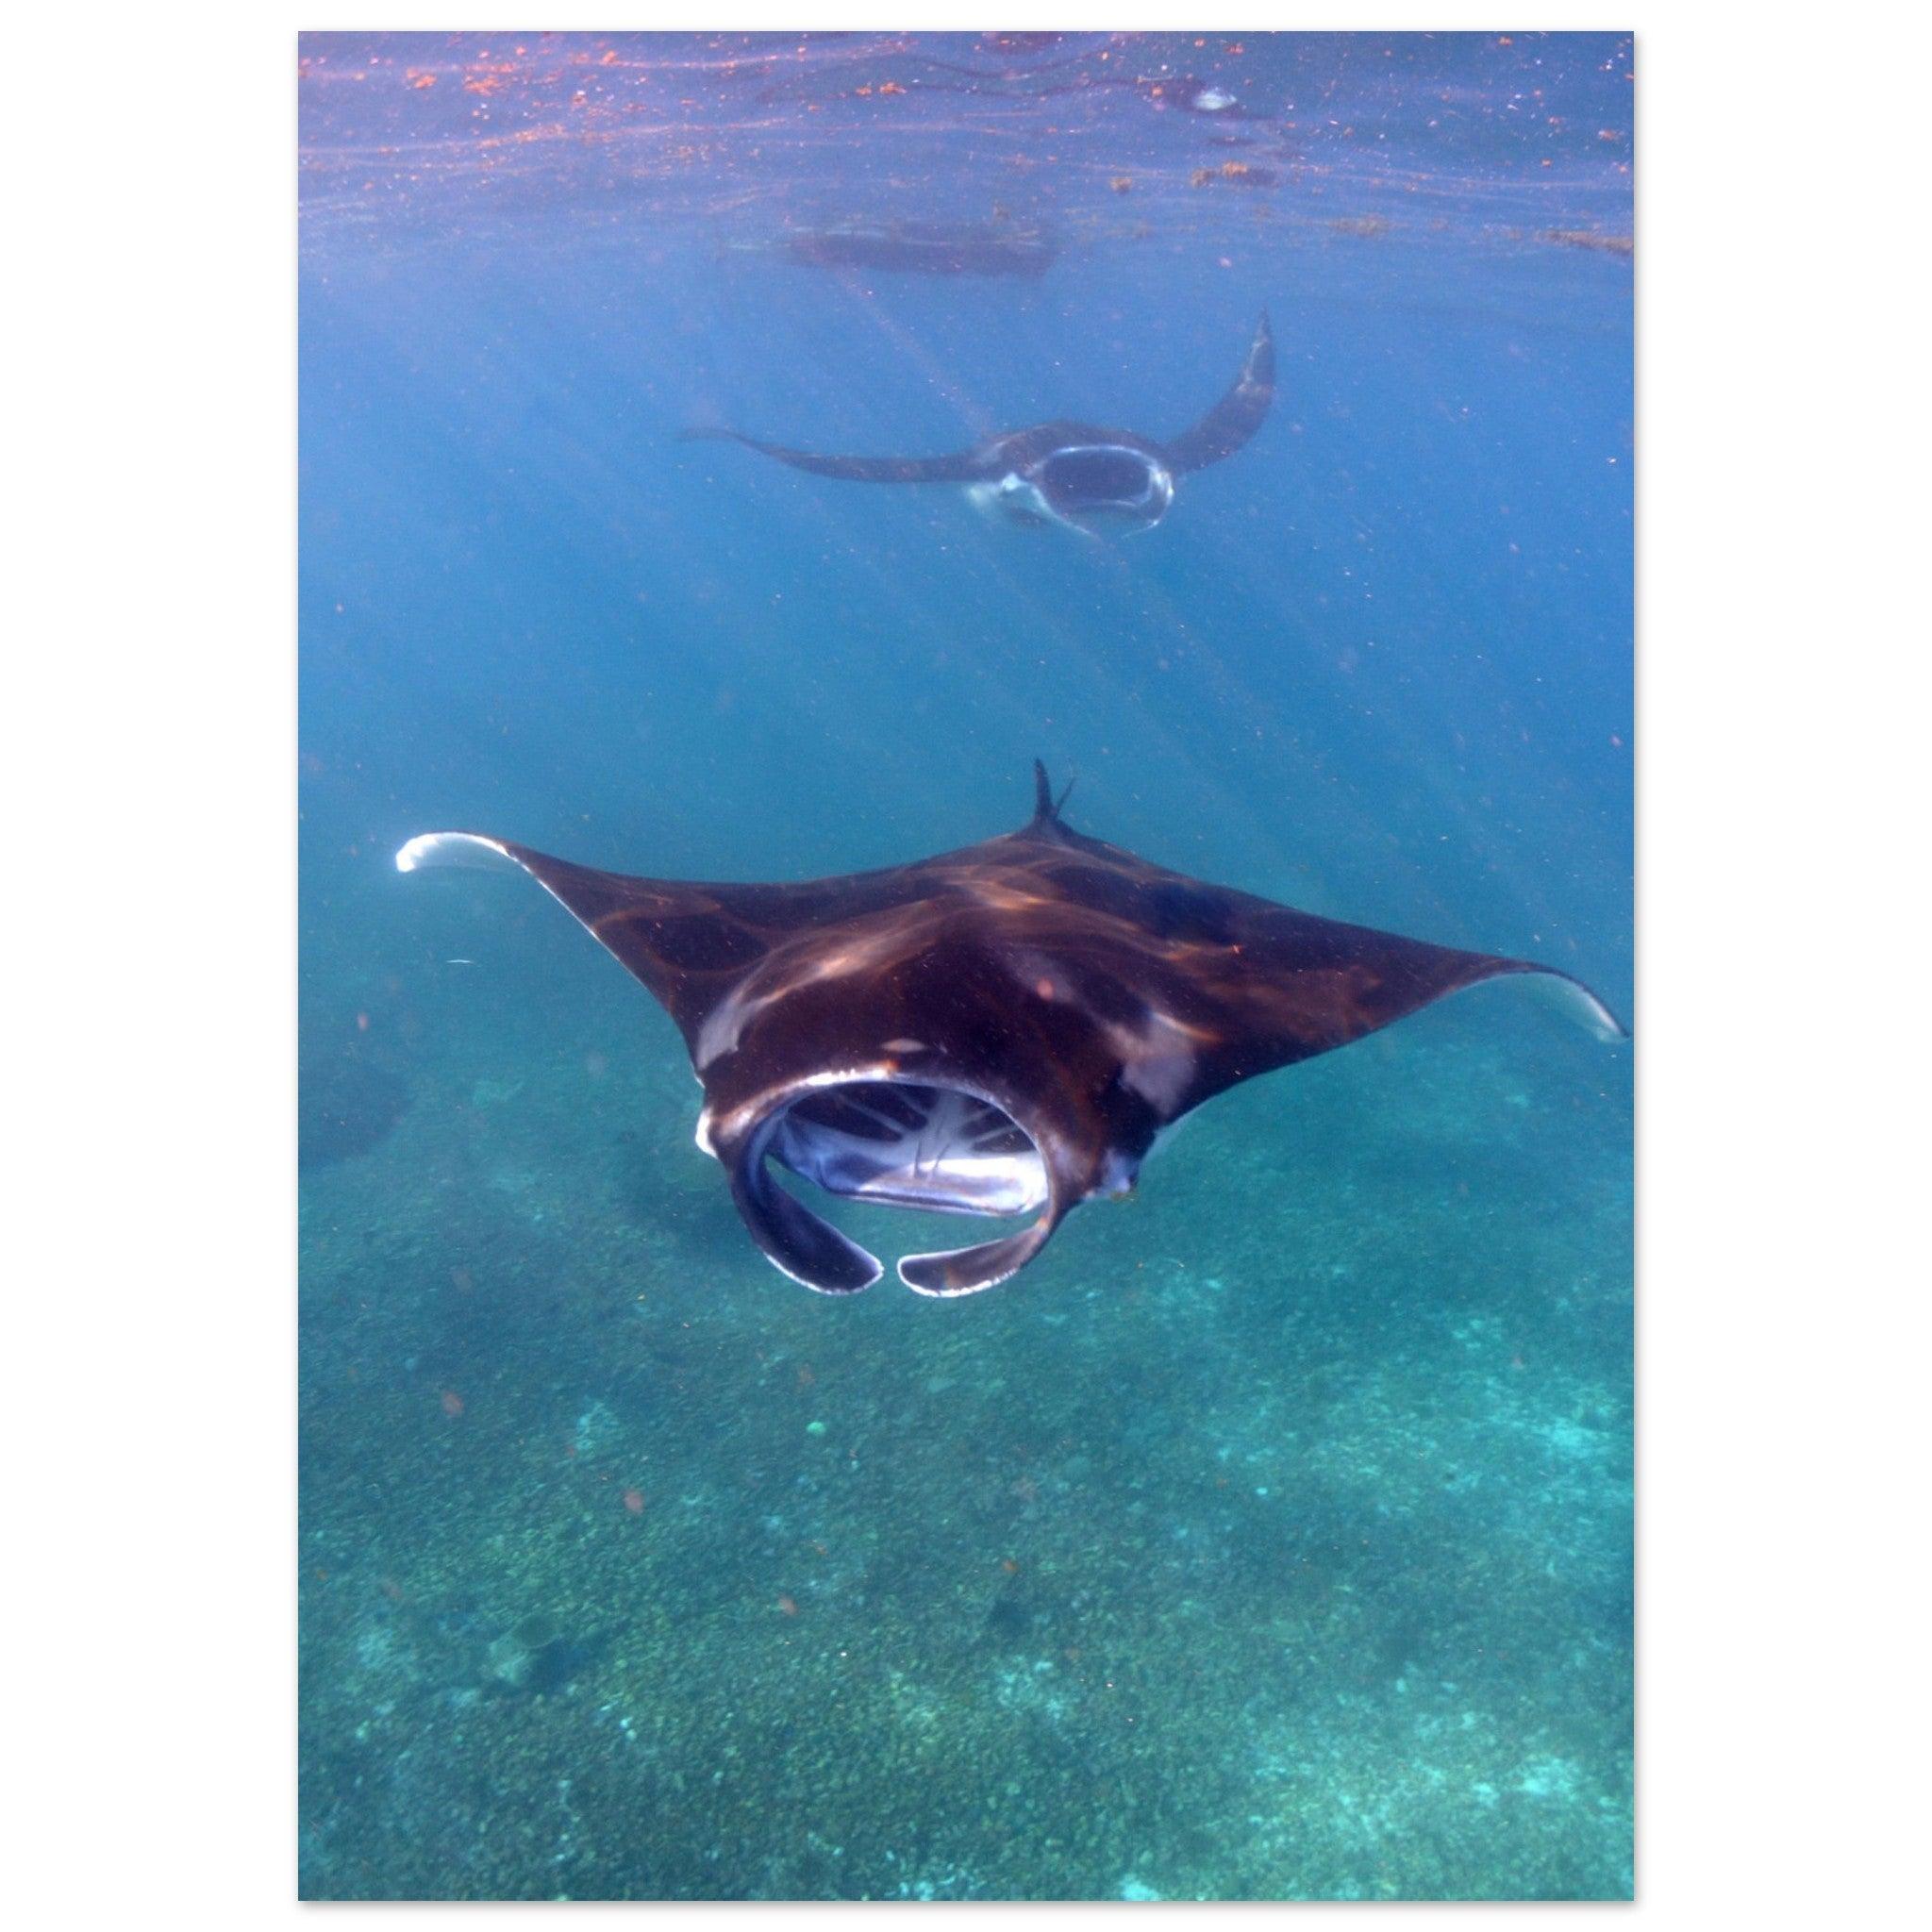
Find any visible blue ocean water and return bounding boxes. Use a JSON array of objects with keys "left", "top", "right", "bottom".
[{"left": 299, "top": 31, "right": 1632, "bottom": 1901}]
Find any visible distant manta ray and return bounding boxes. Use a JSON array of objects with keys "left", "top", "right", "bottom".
[
  {"left": 679, "top": 314, "right": 1275, "bottom": 535},
  {"left": 398, "top": 764, "right": 1625, "bottom": 1297}
]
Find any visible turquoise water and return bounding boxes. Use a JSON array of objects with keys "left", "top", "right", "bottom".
[{"left": 299, "top": 31, "right": 1632, "bottom": 1901}]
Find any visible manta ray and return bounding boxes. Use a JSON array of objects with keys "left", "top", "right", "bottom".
[
  {"left": 680, "top": 315, "right": 1274, "bottom": 534},
  {"left": 397, "top": 767, "right": 1624, "bottom": 1297}
]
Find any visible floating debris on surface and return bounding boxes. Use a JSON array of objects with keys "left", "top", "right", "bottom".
[
  {"left": 774, "top": 220, "right": 1059, "bottom": 278},
  {"left": 1536, "top": 228, "right": 1634, "bottom": 258},
  {"left": 1327, "top": 214, "right": 1392, "bottom": 239},
  {"left": 1190, "top": 161, "right": 1277, "bottom": 190}
]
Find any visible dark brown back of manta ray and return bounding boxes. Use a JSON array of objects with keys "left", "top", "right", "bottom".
[{"left": 475, "top": 775, "right": 1623, "bottom": 1197}]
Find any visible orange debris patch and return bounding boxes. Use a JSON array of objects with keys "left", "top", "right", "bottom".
[
  {"left": 439, "top": 1389, "right": 464, "bottom": 1418},
  {"left": 1191, "top": 161, "right": 1270, "bottom": 190},
  {"left": 776, "top": 1594, "right": 799, "bottom": 1616},
  {"left": 622, "top": 1487, "right": 645, "bottom": 1515},
  {"left": 407, "top": 71, "right": 436, "bottom": 91}
]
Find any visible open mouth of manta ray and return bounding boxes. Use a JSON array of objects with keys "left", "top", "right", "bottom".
[
  {"left": 773, "top": 1079, "right": 1047, "bottom": 1216},
  {"left": 736, "top": 1076, "right": 1054, "bottom": 1296},
  {"left": 1034, "top": 445, "right": 1174, "bottom": 527},
  {"left": 974, "top": 445, "right": 1175, "bottom": 534},
  {"left": 1038, "top": 444, "right": 1162, "bottom": 504}
]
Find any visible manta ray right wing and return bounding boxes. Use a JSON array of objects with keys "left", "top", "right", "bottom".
[
  {"left": 677, "top": 427, "right": 991, "bottom": 484},
  {"left": 1158, "top": 311, "right": 1276, "bottom": 475}
]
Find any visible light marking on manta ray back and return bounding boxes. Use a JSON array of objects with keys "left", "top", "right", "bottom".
[
  {"left": 962, "top": 878, "right": 1054, "bottom": 914},
  {"left": 694, "top": 926, "right": 921, "bottom": 1070},
  {"left": 590, "top": 891, "right": 695, "bottom": 928},
  {"left": 1106, "top": 1008, "right": 1221, "bottom": 1113}
]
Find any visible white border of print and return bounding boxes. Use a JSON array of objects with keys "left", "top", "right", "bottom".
[{"left": 8, "top": 4, "right": 1923, "bottom": 1927}]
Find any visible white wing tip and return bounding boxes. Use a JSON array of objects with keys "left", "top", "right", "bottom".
[
  {"left": 1443, "top": 965, "right": 1629, "bottom": 1042},
  {"left": 1523, "top": 970, "right": 1629, "bottom": 1042},
  {"left": 394, "top": 832, "right": 519, "bottom": 876}
]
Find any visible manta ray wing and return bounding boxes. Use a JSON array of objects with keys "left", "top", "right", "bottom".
[
  {"left": 1158, "top": 310, "right": 1276, "bottom": 475},
  {"left": 396, "top": 827, "right": 1058, "bottom": 1292},
  {"left": 677, "top": 427, "right": 991, "bottom": 485}
]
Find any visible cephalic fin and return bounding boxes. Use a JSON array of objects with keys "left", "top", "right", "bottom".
[
  {"left": 728, "top": 1124, "right": 883, "bottom": 1294},
  {"left": 898, "top": 1216, "right": 1058, "bottom": 1297}
]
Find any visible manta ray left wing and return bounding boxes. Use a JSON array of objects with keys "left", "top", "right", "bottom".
[
  {"left": 677, "top": 427, "right": 991, "bottom": 484},
  {"left": 395, "top": 828, "right": 1013, "bottom": 1294},
  {"left": 394, "top": 830, "right": 931, "bottom": 1046},
  {"left": 1158, "top": 310, "right": 1276, "bottom": 474}
]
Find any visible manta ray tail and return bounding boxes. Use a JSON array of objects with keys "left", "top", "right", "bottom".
[
  {"left": 1033, "top": 758, "right": 1055, "bottom": 821},
  {"left": 1025, "top": 760, "right": 1084, "bottom": 846},
  {"left": 1160, "top": 311, "right": 1276, "bottom": 475},
  {"left": 1031, "top": 758, "right": 1078, "bottom": 824},
  {"left": 677, "top": 426, "right": 987, "bottom": 485}
]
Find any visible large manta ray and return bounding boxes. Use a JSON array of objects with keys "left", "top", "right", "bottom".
[
  {"left": 680, "top": 315, "right": 1274, "bottom": 535},
  {"left": 398, "top": 768, "right": 1624, "bottom": 1297}
]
